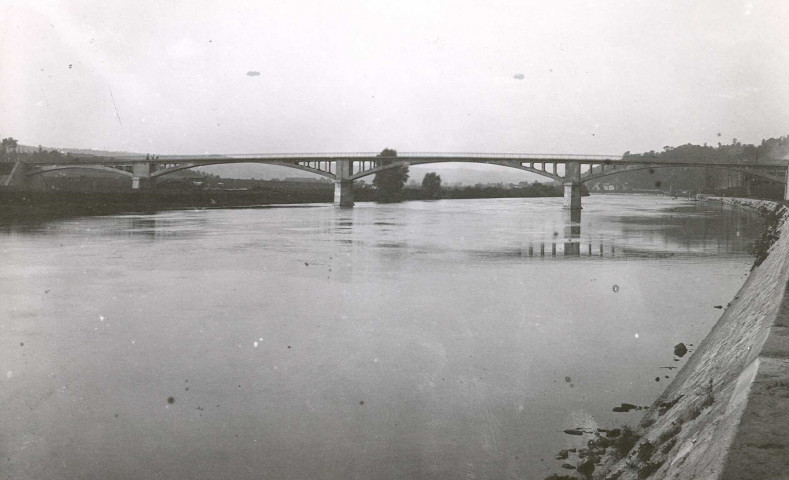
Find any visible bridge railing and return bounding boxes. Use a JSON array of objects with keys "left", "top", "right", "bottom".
[
  {"left": 9, "top": 151, "right": 787, "bottom": 167},
  {"left": 109, "top": 152, "right": 625, "bottom": 162}
]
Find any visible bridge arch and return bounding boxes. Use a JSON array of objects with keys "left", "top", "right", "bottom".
[
  {"left": 150, "top": 161, "right": 336, "bottom": 180},
  {"left": 25, "top": 165, "right": 134, "bottom": 178},
  {"left": 348, "top": 159, "right": 564, "bottom": 182},
  {"left": 581, "top": 164, "right": 785, "bottom": 184}
]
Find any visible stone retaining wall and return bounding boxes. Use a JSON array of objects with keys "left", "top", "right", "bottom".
[{"left": 597, "top": 197, "right": 789, "bottom": 480}]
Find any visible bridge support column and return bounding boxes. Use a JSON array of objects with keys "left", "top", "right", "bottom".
[
  {"left": 334, "top": 159, "right": 354, "bottom": 207},
  {"left": 563, "top": 182, "right": 582, "bottom": 210},
  {"left": 563, "top": 161, "right": 582, "bottom": 210},
  {"left": 132, "top": 162, "right": 154, "bottom": 190}
]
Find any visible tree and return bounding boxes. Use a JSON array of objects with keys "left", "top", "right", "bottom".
[
  {"left": 373, "top": 148, "right": 409, "bottom": 202},
  {"left": 0, "top": 137, "right": 18, "bottom": 160},
  {"left": 421, "top": 172, "right": 442, "bottom": 199},
  {"left": 1, "top": 137, "right": 18, "bottom": 152}
]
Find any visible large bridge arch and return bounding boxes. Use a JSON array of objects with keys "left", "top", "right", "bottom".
[
  {"left": 150, "top": 161, "right": 336, "bottom": 180},
  {"left": 581, "top": 163, "right": 786, "bottom": 184},
  {"left": 348, "top": 159, "right": 564, "bottom": 182},
  {"left": 25, "top": 165, "right": 135, "bottom": 178}
]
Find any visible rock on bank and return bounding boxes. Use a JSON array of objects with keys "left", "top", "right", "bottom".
[{"left": 596, "top": 197, "right": 789, "bottom": 480}]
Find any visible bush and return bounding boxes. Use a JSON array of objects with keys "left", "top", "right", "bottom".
[{"left": 611, "top": 425, "right": 641, "bottom": 460}]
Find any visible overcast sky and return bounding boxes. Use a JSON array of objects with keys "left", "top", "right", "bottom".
[{"left": 1, "top": 0, "right": 788, "bottom": 156}]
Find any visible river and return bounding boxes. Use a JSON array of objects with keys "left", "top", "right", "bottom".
[{"left": 0, "top": 194, "right": 761, "bottom": 479}]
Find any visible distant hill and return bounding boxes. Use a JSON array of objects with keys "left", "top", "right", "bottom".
[{"left": 18, "top": 144, "right": 140, "bottom": 157}]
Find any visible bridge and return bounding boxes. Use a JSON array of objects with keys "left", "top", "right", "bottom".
[{"left": 2, "top": 152, "right": 787, "bottom": 209}]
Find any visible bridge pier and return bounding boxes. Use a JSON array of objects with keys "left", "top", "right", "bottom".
[
  {"left": 563, "top": 161, "right": 582, "bottom": 210},
  {"left": 563, "top": 182, "right": 582, "bottom": 210},
  {"left": 334, "top": 159, "right": 354, "bottom": 207},
  {"left": 131, "top": 162, "right": 154, "bottom": 190}
]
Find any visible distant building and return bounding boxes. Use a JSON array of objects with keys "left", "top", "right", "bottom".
[{"left": 591, "top": 183, "right": 617, "bottom": 192}]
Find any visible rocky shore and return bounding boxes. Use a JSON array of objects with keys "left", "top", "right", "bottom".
[{"left": 548, "top": 197, "right": 789, "bottom": 480}]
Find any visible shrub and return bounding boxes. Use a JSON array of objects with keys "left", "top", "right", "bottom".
[
  {"left": 610, "top": 425, "right": 641, "bottom": 460},
  {"left": 658, "top": 424, "right": 682, "bottom": 444},
  {"left": 636, "top": 441, "right": 655, "bottom": 462},
  {"left": 638, "top": 460, "right": 664, "bottom": 479}
]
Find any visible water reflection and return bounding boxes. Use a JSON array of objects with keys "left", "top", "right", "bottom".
[
  {"left": 564, "top": 209, "right": 582, "bottom": 256},
  {"left": 496, "top": 199, "right": 763, "bottom": 260},
  {"left": 130, "top": 217, "right": 157, "bottom": 238}
]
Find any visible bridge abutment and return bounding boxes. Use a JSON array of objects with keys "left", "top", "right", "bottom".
[
  {"left": 334, "top": 160, "right": 354, "bottom": 207},
  {"left": 784, "top": 168, "right": 789, "bottom": 201},
  {"left": 4, "top": 161, "right": 29, "bottom": 190}
]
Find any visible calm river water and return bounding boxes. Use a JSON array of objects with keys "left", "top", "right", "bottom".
[{"left": 0, "top": 195, "right": 761, "bottom": 479}]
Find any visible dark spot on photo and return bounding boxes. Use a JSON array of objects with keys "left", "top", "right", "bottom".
[
  {"left": 167, "top": 396, "right": 175, "bottom": 404},
  {"left": 246, "top": 71, "right": 261, "bottom": 77}
]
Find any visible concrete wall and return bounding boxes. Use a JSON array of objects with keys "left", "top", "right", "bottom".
[{"left": 597, "top": 197, "right": 789, "bottom": 480}]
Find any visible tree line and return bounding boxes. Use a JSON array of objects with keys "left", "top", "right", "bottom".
[{"left": 587, "top": 136, "right": 789, "bottom": 197}]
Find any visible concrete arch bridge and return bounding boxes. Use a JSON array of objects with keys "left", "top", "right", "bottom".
[{"left": 3, "top": 152, "right": 787, "bottom": 209}]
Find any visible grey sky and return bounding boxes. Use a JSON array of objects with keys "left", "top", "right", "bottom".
[{"left": 1, "top": 0, "right": 788, "bottom": 156}]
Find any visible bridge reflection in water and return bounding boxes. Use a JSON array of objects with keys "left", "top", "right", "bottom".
[
  {"left": 521, "top": 209, "right": 601, "bottom": 257},
  {"left": 24, "top": 196, "right": 756, "bottom": 262}
]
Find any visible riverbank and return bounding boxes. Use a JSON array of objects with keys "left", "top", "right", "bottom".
[
  {"left": 0, "top": 189, "right": 334, "bottom": 223},
  {"left": 590, "top": 197, "right": 789, "bottom": 479},
  {"left": 0, "top": 183, "right": 565, "bottom": 223}
]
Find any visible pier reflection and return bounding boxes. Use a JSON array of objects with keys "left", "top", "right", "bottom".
[
  {"left": 519, "top": 199, "right": 761, "bottom": 259},
  {"left": 525, "top": 209, "right": 586, "bottom": 257},
  {"left": 564, "top": 209, "right": 581, "bottom": 256}
]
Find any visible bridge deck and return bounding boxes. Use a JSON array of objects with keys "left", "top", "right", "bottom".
[{"left": 4, "top": 152, "right": 787, "bottom": 168}]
